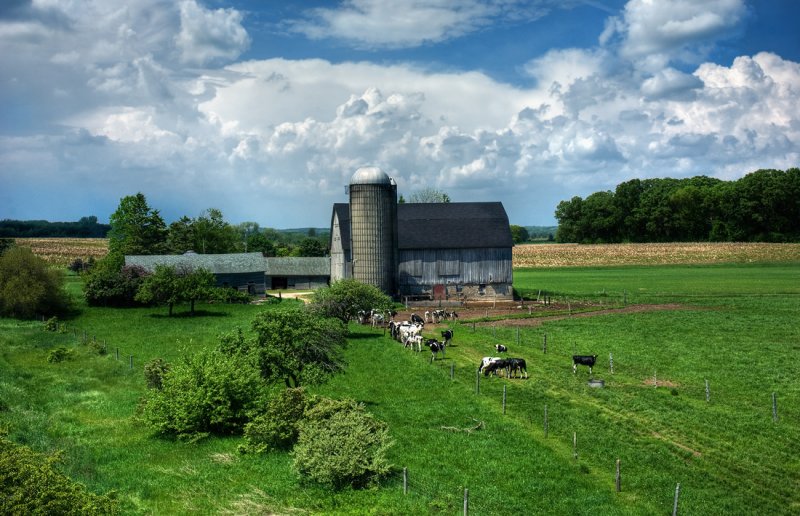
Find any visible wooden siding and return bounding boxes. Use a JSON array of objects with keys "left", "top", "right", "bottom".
[
  {"left": 397, "top": 247, "right": 512, "bottom": 286},
  {"left": 215, "top": 272, "right": 266, "bottom": 294}
]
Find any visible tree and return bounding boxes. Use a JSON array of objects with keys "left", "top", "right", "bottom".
[
  {"left": 408, "top": 187, "right": 451, "bottom": 203},
  {"left": 309, "top": 279, "right": 392, "bottom": 325},
  {"left": 250, "top": 306, "right": 348, "bottom": 388},
  {"left": 292, "top": 397, "right": 393, "bottom": 489},
  {"left": 0, "top": 246, "right": 71, "bottom": 319},
  {"left": 298, "top": 237, "right": 326, "bottom": 257},
  {"left": 0, "top": 238, "right": 15, "bottom": 255},
  {"left": 166, "top": 216, "right": 195, "bottom": 254},
  {"left": 108, "top": 193, "right": 168, "bottom": 255},
  {"left": 192, "top": 208, "right": 238, "bottom": 254},
  {"left": 134, "top": 265, "right": 181, "bottom": 316},
  {"left": 509, "top": 225, "right": 529, "bottom": 244},
  {"left": 83, "top": 255, "right": 149, "bottom": 307},
  {"left": 179, "top": 267, "right": 216, "bottom": 315}
]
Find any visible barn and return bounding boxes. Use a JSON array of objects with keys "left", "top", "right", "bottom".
[
  {"left": 264, "top": 256, "right": 330, "bottom": 290},
  {"left": 125, "top": 251, "right": 268, "bottom": 294},
  {"left": 330, "top": 168, "right": 514, "bottom": 302}
]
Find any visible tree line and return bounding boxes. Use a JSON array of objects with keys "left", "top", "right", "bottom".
[
  {"left": 0, "top": 216, "right": 110, "bottom": 238},
  {"left": 554, "top": 168, "right": 800, "bottom": 243}
]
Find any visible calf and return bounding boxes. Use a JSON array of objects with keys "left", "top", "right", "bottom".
[
  {"left": 495, "top": 344, "right": 507, "bottom": 353},
  {"left": 428, "top": 339, "right": 445, "bottom": 360},
  {"left": 572, "top": 354, "right": 598, "bottom": 374}
]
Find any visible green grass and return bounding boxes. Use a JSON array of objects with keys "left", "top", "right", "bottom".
[{"left": 2, "top": 264, "right": 800, "bottom": 514}]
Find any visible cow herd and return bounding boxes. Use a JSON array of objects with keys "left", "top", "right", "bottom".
[{"left": 362, "top": 310, "right": 599, "bottom": 380}]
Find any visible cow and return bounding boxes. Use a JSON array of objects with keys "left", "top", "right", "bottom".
[
  {"left": 572, "top": 354, "right": 598, "bottom": 374},
  {"left": 428, "top": 339, "right": 445, "bottom": 360},
  {"left": 508, "top": 358, "right": 528, "bottom": 379},
  {"left": 478, "top": 356, "right": 502, "bottom": 373},
  {"left": 405, "top": 334, "right": 423, "bottom": 352},
  {"left": 495, "top": 344, "right": 507, "bottom": 353},
  {"left": 411, "top": 313, "right": 425, "bottom": 325},
  {"left": 441, "top": 329, "right": 454, "bottom": 346},
  {"left": 483, "top": 359, "right": 510, "bottom": 377}
]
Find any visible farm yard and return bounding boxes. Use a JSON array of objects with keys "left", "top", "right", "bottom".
[{"left": 1, "top": 242, "right": 799, "bottom": 514}]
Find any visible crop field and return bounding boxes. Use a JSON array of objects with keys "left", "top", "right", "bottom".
[
  {"left": 13, "top": 237, "right": 108, "bottom": 265},
  {"left": 1, "top": 251, "right": 799, "bottom": 513}
]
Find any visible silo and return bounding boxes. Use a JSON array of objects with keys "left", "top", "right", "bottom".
[{"left": 349, "top": 167, "right": 398, "bottom": 295}]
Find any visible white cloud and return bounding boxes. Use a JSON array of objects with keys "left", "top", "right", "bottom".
[{"left": 176, "top": 0, "right": 250, "bottom": 65}]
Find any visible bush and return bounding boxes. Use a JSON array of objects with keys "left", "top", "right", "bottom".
[
  {"left": 88, "top": 340, "right": 107, "bottom": 356},
  {"left": 44, "top": 316, "right": 62, "bottom": 333},
  {"left": 0, "top": 246, "right": 71, "bottom": 319},
  {"left": 138, "top": 349, "right": 268, "bottom": 439},
  {"left": 215, "top": 287, "right": 252, "bottom": 304},
  {"left": 292, "top": 397, "right": 393, "bottom": 489},
  {"left": 83, "top": 255, "right": 149, "bottom": 307},
  {"left": 143, "top": 358, "right": 170, "bottom": 390},
  {"left": 0, "top": 435, "right": 118, "bottom": 514},
  {"left": 47, "top": 347, "right": 74, "bottom": 363},
  {"left": 243, "top": 388, "right": 308, "bottom": 452},
  {"left": 309, "top": 279, "right": 392, "bottom": 325}
]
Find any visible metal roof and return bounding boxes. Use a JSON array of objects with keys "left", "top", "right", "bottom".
[{"left": 350, "top": 166, "right": 392, "bottom": 185}]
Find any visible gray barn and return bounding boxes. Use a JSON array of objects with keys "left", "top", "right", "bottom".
[{"left": 330, "top": 168, "right": 514, "bottom": 302}]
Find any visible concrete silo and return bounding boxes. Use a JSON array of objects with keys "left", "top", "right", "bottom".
[{"left": 348, "top": 167, "right": 398, "bottom": 294}]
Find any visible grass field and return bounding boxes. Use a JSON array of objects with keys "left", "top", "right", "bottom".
[{"left": 1, "top": 246, "right": 799, "bottom": 514}]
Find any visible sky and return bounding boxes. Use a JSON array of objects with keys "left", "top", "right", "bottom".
[{"left": 1, "top": 1, "right": 798, "bottom": 228}]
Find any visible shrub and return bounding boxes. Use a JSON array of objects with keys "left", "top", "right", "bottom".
[
  {"left": 216, "top": 287, "right": 252, "bottom": 304},
  {"left": 292, "top": 397, "right": 393, "bottom": 489},
  {"left": 88, "top": 340, "right": 107, "bottom": 356},
  {"left": 0, "top": 246, "right": 71, "bottom": 319},
  {"left": 143, "top": 358, "right": 170, "bottom": 390},
  {"left": 44, "top": 316, "right": 62, "bottom": 333},
  {"left": 0, "top": 435, "right": 118, "bottom": 514},
  {"left": 309, "top": 279, "right": 392, "bottom": 325},
  {"left": 47, "top": 347, "right": 74, "bottom": 363},
  {"left": 243, "top": 388, "right": 308, "bottom": 452},
  {"left": 138, "top": 349, "right": 268, "bottom": 439},
  {"left": 83, "top": 255, "right": 149, "bottom": 307}
]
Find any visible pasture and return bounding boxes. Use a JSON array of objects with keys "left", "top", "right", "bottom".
[{"left": 1, "top": 260, "right": 800, "bottom": 513}]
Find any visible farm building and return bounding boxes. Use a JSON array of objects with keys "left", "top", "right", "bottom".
[
  {"left": 330, "top": 167, "right": 514, "bottom": 301},
  {"left": 126, "top": 252, "right": 268, "bottom": 294},
  {"left": 264, "top": 257, "right": 330, "bottom": 290}
]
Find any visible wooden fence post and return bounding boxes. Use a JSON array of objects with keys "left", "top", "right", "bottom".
[
  {"left": 516, "top": 327, "right": 520, "bottom": 346},
  {"left": 705, "top": 379, "right": 710, "bottom": 402},
  {"left": 475, "top": 369, "right": 480, "bottom": 395},
  {"left": 502, "top": 385, "right": 507, "bottom": 415},
  {"left": 609, "top": 353, "right": 614, "bottom": 375},
  {"left": 463, "top": 488, "right": 469, "bottom": 516},
  {"left": 573, "top": 432, "right": 577, "bottom": 460},
  {"left": 615, "top": 459, "right": 621, "bottom": 492},
  {"left": 772, "top": 392, "right": 778, "bottom": 422},
  {"left": 129, "top": 355, "right": 133, "bottom": 370},
  {"left": 403, "top": 467, "right": 408, "bottom": 495}
]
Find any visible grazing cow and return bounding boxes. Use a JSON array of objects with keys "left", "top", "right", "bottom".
[
  {"left": 572, "top": 354, "right": 598, "bottom": 374},
  {"left": 441, "top": 329, "right": 454, "bottom": 345},
  {"left": 428, "top": 339, "right": 445, "bottom": 360},
  {"left": 432, "top": 309, "right": 445, "bottom": 323},
  {"left": 478, "top": 356, "right": 502, "bottom": 373},
  {"left": 483, "top": 359, "right": 510, "bottom": 377},
  {"left": 495, "top": 344, "right": 507, "bottom": 353},
  {"left": 405, "top": 334, "right": 423, "bottom": 352},
  {"left": 411, "top": 313, "right": 425, "bottom": 325},
  {"left": 508, "top": 358, "right": 528, "bottom": 379},
  {"left": 424, "top": 311, "right": 431, "bottom": 323}
]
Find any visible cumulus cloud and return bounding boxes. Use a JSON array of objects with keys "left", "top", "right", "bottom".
[{"left": 176, "top": 0, "right": 250, "bottom": 65}]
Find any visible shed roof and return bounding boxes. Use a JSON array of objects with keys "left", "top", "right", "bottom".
[
  {"left": 125, "top": 252, "right": 267, "bottom": 274},
  {"left": 264, "top": 257, "right": 330, "bottom": 276}
]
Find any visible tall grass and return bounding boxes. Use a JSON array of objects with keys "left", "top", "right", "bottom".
[{"left": 2, "top": 264, "right": 799, "bottom": 513}]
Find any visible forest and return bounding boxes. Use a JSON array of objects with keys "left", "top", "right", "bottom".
[{"left": 554, "top": 168, "right": 800, "bottom": 243}]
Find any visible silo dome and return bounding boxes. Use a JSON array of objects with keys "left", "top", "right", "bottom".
[{"left": 351, "top": 167, "right": 392, "bottom": 185}]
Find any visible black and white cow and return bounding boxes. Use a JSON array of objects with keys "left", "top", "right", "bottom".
[
  {"left": 483, "top": 359, "right": 510, "bottom": 377},
  {"left": 478, "top": 356, "right": 502, "bottom": 373},
  {"left": 441, "top": 329, "right": 454, "bottom": 345},
  {"left": 495, "top": 344, "right": 507, "bottom": 353},
  {"left": 410, "top": 313, "right": 425, "bottom": 325},
  {"left": 428, "top": 339, "right": 445, "bottom": 360},
  {"left": 508, "top": 358, "right": 528, "bottom": 379},
  {"left": 572, "top": 354, "right": 598, "bottom": 374}
]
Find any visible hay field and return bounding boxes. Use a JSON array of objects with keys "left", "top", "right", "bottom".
[{"left": 514, "top": 242, "right": 800, "bottom": 267}]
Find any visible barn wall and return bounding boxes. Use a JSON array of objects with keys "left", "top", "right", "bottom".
[
  {"left": 215, "top": 272, "right": 266, "bottom": 294},
  {"left": 397, "top": 248, "right": 512, "bottom": 287},
  {"left": 265, "top": 275, "right": 329, "bottom": 290}
]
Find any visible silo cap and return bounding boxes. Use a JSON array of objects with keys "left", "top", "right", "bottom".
[{"left": 351, "top": 166, "right": 392, "bottom": 185}]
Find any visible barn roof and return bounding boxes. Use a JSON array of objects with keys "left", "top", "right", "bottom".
[
  {"left": 331, "top": 201, "right": 513, "bottom": 250},
  {"left": 264, "top": 257, "right": 330, "bottom": 276},
  {"left": 397, "top": 202, "right": 513, "bottom": 249},
  {"left": 125, "top": 252, "right": 266, "bottom": 274}
]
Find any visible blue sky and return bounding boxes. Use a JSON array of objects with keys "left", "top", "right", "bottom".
[{"left": 1, "top": 1, "right": 798, "bottom": 228}]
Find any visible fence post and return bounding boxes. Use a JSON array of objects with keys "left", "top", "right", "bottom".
[
  {"left": 543, "top": 333, "right": 547, "bottom": 354},
  {"left": 544, "top": 404, "right": 548, "bottom": 438},
  {"left": 129, "top": 355, "right": 133, "bottom": 370},
  {"left": 516, "top": 327, "right": 520, "bottom": 346},
  {"left": 463, "top": 488, "right": 469, "bottom": 516},
  {"left": 403, "top": 467, "right": 408, "bottom": 495},
  {"left": 705, "top": 379, "right": 710, "bottom": 402},
  {"left": 502, "top": 385, "right": 507, "bottom": 415},
  {"left": 615, "top": 459, "right": 621, "bottom": 492},
  {"left": 672, "top": 483, "right": 681, "bottom": 516},
  {"left": 573, "top": 432, "right": 577, "bottom": 460},
  {"left": 450, "top": 363, "right": 454, "bottom": 380},
  {"left": 475, "top": 369, "right": 480, "bottom": 395},
  {"left": 609, "top": 353, "right": 614, "bottom": 374}
]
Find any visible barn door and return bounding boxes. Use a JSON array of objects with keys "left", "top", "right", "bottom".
[{"left": 433, "top": 284, "right": 446, "bottom": 300}]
